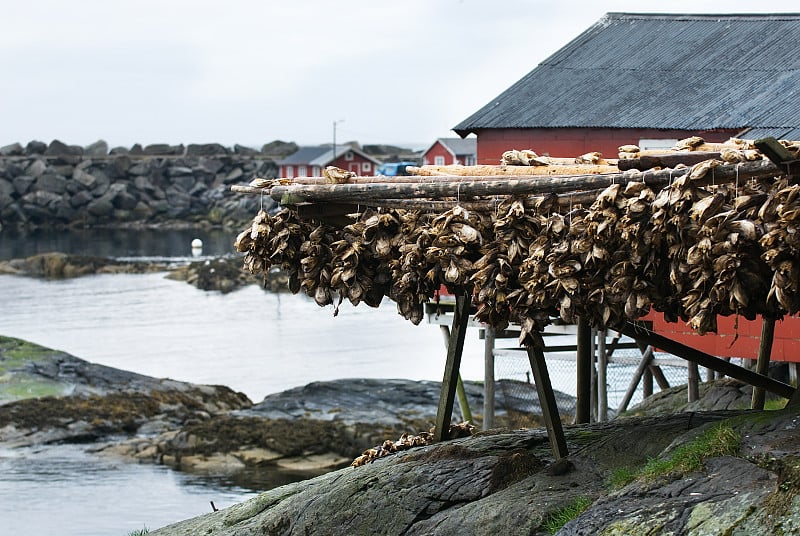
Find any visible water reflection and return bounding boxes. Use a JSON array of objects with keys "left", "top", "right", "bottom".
[{"left": 0, "top": 227, "right": 240, "bottom": 260}]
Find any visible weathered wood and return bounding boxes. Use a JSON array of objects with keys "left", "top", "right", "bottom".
[
  {"left": 617, "top": 151, "right": 723, "bottom": 171},
  {"left": 620, "top": 322, "right": 795, "bottom": 399},
  {"left": 597, "top": 329, "right": 608, "bottom": 421},
  {"left": 434, "top": 292, "right": 471, "bottom": 442},
  {"left": 650, "top": 365, "right": 671, "bottom": 390},
  {"left": 525, "top": 342, "right": 569, "bottom": 459},
  {"left": 751, "top": 317, "right": 776, "bottom": 410},
  {"left": 687, "top": 362, "right": 700, "bottom": 402},
  {"left": 575, "top": 318, "right": 592, "bottom": 424},
  {"left": 617, "top": 344, "right": 655, "bottom": 413},
  {"left": 267, "top": 160, "right": 782, "bottom": 204}
]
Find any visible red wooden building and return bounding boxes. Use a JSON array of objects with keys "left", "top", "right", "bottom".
[
  {"left": 422, "top": 137, "right": 477, "bottom": 167},
  {"left": 453, "top": 12, "right": 800, "bottom": 362},
  {"left": 278, "top": 145, "right": 380, "bottom": 178}
]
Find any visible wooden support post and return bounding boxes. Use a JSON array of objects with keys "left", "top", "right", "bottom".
[
  {"left": 597, "top": 329, "right": 608, "bottom": 422},
  {"left": 438, "top": 325, "right": 472, "bottom": 423},
  {"left": 526, "top": 342, "right": 569, "bottom": 459},
  {"left": 620, "top": 322, "right": 795, "bottom": 399},
  {"left": 483, "top": 327, "right": 496, "bottom": 431},
  {"left": 643, "top": 367, "right": 654, "bottom": 399},
  {"left": 575, "top": 317, "right": 592, "bottom": 424},
  {"left": 434, "top": 293, "right": 471, "bottom": 442},
  {"left": 617, "top": 345, "right": 654, "bottom": 413},
  {"left": 650, "top": 365, "right": 671, "bottom": 390},
  {"left": 687, "top": 362, "right": 700, "bottom": 402},
  {"left": 752, "top": 317, "right": 776, "bottom": 410}
]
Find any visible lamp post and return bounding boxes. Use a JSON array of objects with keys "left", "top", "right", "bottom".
[{"left": 333, "top": 119, "right": 345, "bottom": 163}]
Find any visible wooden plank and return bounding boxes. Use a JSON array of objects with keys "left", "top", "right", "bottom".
[
  {"left": 751, "top": 317, "right": 776, "bottom": 410},
  {"left": 525, "top": 342, "right": 569, "bottom": 459},
  {"left": 434, "top": 292, "right": 471, "bottom": 442},
  {"left": 617, "top": 151, "right": 723, "bottom": 171},
  {"left": 620, "top": 322, "right": 795, "bottom": 399},
  {"left": 575, "top": 318, "right": 592, "bottom": 424}
]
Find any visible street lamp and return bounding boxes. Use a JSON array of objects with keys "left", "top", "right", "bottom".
[{"left": 333, "top": 119, "right": 345, "bottom": 162}]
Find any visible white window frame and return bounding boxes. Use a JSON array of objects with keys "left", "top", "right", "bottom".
[
  {"left": 312, "top": 166, "right": 321, "bottom": 176},
  {"left": 285, "top": 165, "right": 294, "bottom": 178},
  {"left": 434, "top": 155, "right": 445, "bottom": 166},
  {"left": 362, "top": 162, "right": 371, "bottom": 172},
  {"left": 298, "top": 165, "right": 307, "bottom": 177},
  {"left": 345, "top": 151, "right": 354, "bottom": 161}
]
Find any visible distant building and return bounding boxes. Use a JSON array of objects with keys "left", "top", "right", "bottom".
[
  {"left": 422, "top": 137, "right": 477, "bottom": 166},
  {"left": 278, "top": 145, "right": 381, "bottom": 177},
  {"left": 454, "top": 13, "right": 800, "bottom": 164}
]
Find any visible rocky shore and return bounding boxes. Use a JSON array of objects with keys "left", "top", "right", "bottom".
[{"left": 0, "top": 139, "right": 287, "bottom": 230}]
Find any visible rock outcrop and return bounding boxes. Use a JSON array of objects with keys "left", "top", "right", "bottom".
[{"left": 0, "top": 139, "right": 279, "bottom": 230}]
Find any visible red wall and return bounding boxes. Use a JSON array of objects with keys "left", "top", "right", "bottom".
[
  {"left": 475, "top": 128, "right": 739, "bottom": 164},
  {"left": 647, "top": 312, "right": 800, "bottom": 363}
]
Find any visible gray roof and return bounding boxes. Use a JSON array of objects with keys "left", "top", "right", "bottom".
[
  {"left": 454, "top": 13, "right": 800, "bottom": 136},
  {"left": 279, "top": 145, "right": 380, "bottom": 166},
  {"left": 436, "top": 137, "right": 476, "bottom": 156}
]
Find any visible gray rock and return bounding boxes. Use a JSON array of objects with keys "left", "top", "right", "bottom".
[
  {"left": 186, "top": 143, "right": 228, "bottom": 156},
  {"left": 106, "top": 156, "right": 132, "bottom": 179},
  {"left": 224, "top": 167, "right": 244, "bottom": 183},
  {"left": 172, "top": 174, "right": 197, "bottom": 192},
  {"left": 128, "top": 163, "right": 149, "bottom": 176},
  {"left": 86, "top": 196, "right": 115, "bottom": 217},
  {"left": 0, "top": 143, "right": 23, "bottom": 156},
  {"left": 196, "top": 157, "right": 225, "bottom": 175},
  {"left": 24, "top": 140, "right": 47, "bottom": 155},
  {"left": 26, "top": 159, "right": 47, "bottom": 178},
  {"left": 84, "top": 140, "right": 108, "bottom": 156},
  {"left": 72, "top": 168, "right": 97, "bottom": 188},
  {"left": 0, "top": 178, "right": 14, "bottom": 199},
  {"left": 234, "top": 144, "right": 259, "bottom": 156},
  {"left": 36, "top": 173, "right": 68, "bottom": 195},
  {"left": 44, "top": 140, "right": 83, "bottom": 164},
  {"left": 129, "top": 144, "right": 144, "bottom": 155},
  {"left": 69, "top": 190, "right": 93, "bottom": 208},
  {"left": 12, "top": 175, "right": 35, "bottom": 196},
  {"left": 23, "top": 190, "right": 62, "bottom": 208},
  {"left": 168, "top": 166, "right": 194, "bottom": 177},
  {"left": 109, "top": 146, "right": 130, "bottom": 155},
  {"left": 112, "top": 189, "right": 139, "bottom": 211}
]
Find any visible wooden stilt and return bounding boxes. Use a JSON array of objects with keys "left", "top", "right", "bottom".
[
  {"left": 621, "top": 322, "right": 795, "bottom": 399},
  {"left": 526, "top": 341, "right": 569, "bottom": 459},
  {"left": 438, "top": 325, "right": 472, "bottom": 423},
  {"left": 434, "top": 293, "right": 471, "bottom": 442},
  {"left": 687, "top": 362, "right": 700, "bottom": 402},
  {"left": 752, "top": 317, "right": 776, "bottom": 410},
  {"left": 650, "top": 365, "right": 671, "bottom": 390},
  {"left": 575, "top": 318, "right": 592, "bottom": 424},
  {"left": 483, "top": 327, "right": 496, "bottom": 431},
  {"left": 597, "top": 329, "right": 608, "bottom": 421}
]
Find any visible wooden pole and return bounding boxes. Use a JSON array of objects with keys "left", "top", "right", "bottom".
[
  {"left": 483, "top": 327, "right": 496, "bottom": 431},
  {"left": 525, "top": 342, "right": 569, "bottom": 459},
  {"left": 438, "top": 325, "right": 472, "bottom": 423},
  {"left": 751, "top": 317, "right": 776, "bottom": 410},
  {"left": 687, "top": 362, "right": 700, "bottom": 402},
  {"left": 265, "top": 160, "right": 781, "bottom": 205},
  {"left": 575, "top": 318, "right": 592, "bottom": 424},
  {"left": 434, "top": 292, "right": 471, "bottom": 442},
  {"left": 650, "top": 365, "right": 671, "bottom": 390},
  {"left": 620, "top": 322, "right": 795, "bottom": 399},
  {"left": 597, "top": 329, "right": 608, "bottom": 421}
]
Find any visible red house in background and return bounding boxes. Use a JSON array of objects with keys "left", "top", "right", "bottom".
[
  {"left": 452, "top": 13, "right": 800, "bottom": 362},
  {"left": 422, "top": 138, "right": 477, "bottom": 166},
  {"left": 278, "top": 145, "right": 380, "bottom": 178}
]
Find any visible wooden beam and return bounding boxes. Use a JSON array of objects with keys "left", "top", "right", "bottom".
[
  {"left": 751, "top": 317, "right": 776, "bottom": 410},
  {"left": 597, "top": 329, "right": 608, "bottom": 421},
  {"left": 575, "top": 317, "right": 592, "bottom": 424},
  {"left": 438, "top": 325, "right": 472, "bottom": 423},
  {"left": 525, "top": 341, "right": 569, "bottom": 459},
  {"left": 434, "top": 292, "right": 471, "bottom": 442},
  {"left": 617, "top": 151, "right": 723, "bottom": 171},
  {"left": 687, "top": 362, "right": 700, "bottom": 402},
  {"left": 266, "top": 159, "right": 782, "bottom": 204},
  {"left": 620, "top": 322, "right": 795, "bottom": 399},
  {"left": 754, "top": 137, "right": 800, "bottom": 177}
]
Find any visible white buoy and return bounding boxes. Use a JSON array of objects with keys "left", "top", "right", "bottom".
[{"left": 191, "top": 238, "right": 203, "bottom": 257}]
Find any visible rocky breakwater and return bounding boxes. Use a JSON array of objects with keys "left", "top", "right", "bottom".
[{"left": 0, "top": 139, "right": 289, "bottom": 230}]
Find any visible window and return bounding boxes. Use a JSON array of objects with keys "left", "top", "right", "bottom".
[
  {"left": 345, "top": 151, "right": 354, "bottom": 161},
  {"left": 434, "top": 155, "right": 445, "bottom": 166},
  {"left": 312, "top": 166, "right": 321, "bottom": 176},
  {"left": 285, "top": 166, "right": 294, "bottom": 178},
  {"left": 639, "top": 139, "right": 678, "bottom": 151},
  {"left": 298, "top": 165, "right": 307, "bottom": 177},
  {"left": 465, "top": 156, "right": 476, "bottom": 166},
  {"left": 362, "top": 162, "right": 371, "bottom": 172}
]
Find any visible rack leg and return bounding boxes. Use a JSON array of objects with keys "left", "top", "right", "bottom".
[
  {"left": 434, "top": 293, "right": 471, "bottom": 442},
  {"left": 526, "top": 341, "right": 569, "bottom": 459}
]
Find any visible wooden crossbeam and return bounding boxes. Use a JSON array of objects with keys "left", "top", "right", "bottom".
[
  {"left": 526, "top": 341, "right": 569, "bottom": 459},
  {"left": 620, "top": 322, "right": 795, "bottom": 399}
]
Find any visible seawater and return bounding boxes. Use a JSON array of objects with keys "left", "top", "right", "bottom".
[{"left": 0, "top": 228, "right": 494, "bottom": 534}]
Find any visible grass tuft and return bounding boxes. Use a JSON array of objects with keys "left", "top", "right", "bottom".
[{"left": 541, "top": 496, "right": 592, "bottom": 535}]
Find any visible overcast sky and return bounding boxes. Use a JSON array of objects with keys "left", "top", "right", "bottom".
[{"left": 1, "top": 0, "right": 798, "bottom": 150}]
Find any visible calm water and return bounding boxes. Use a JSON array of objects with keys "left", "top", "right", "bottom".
[{"left": 0, "top": 228, "right": 491, "bottom": 535}]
